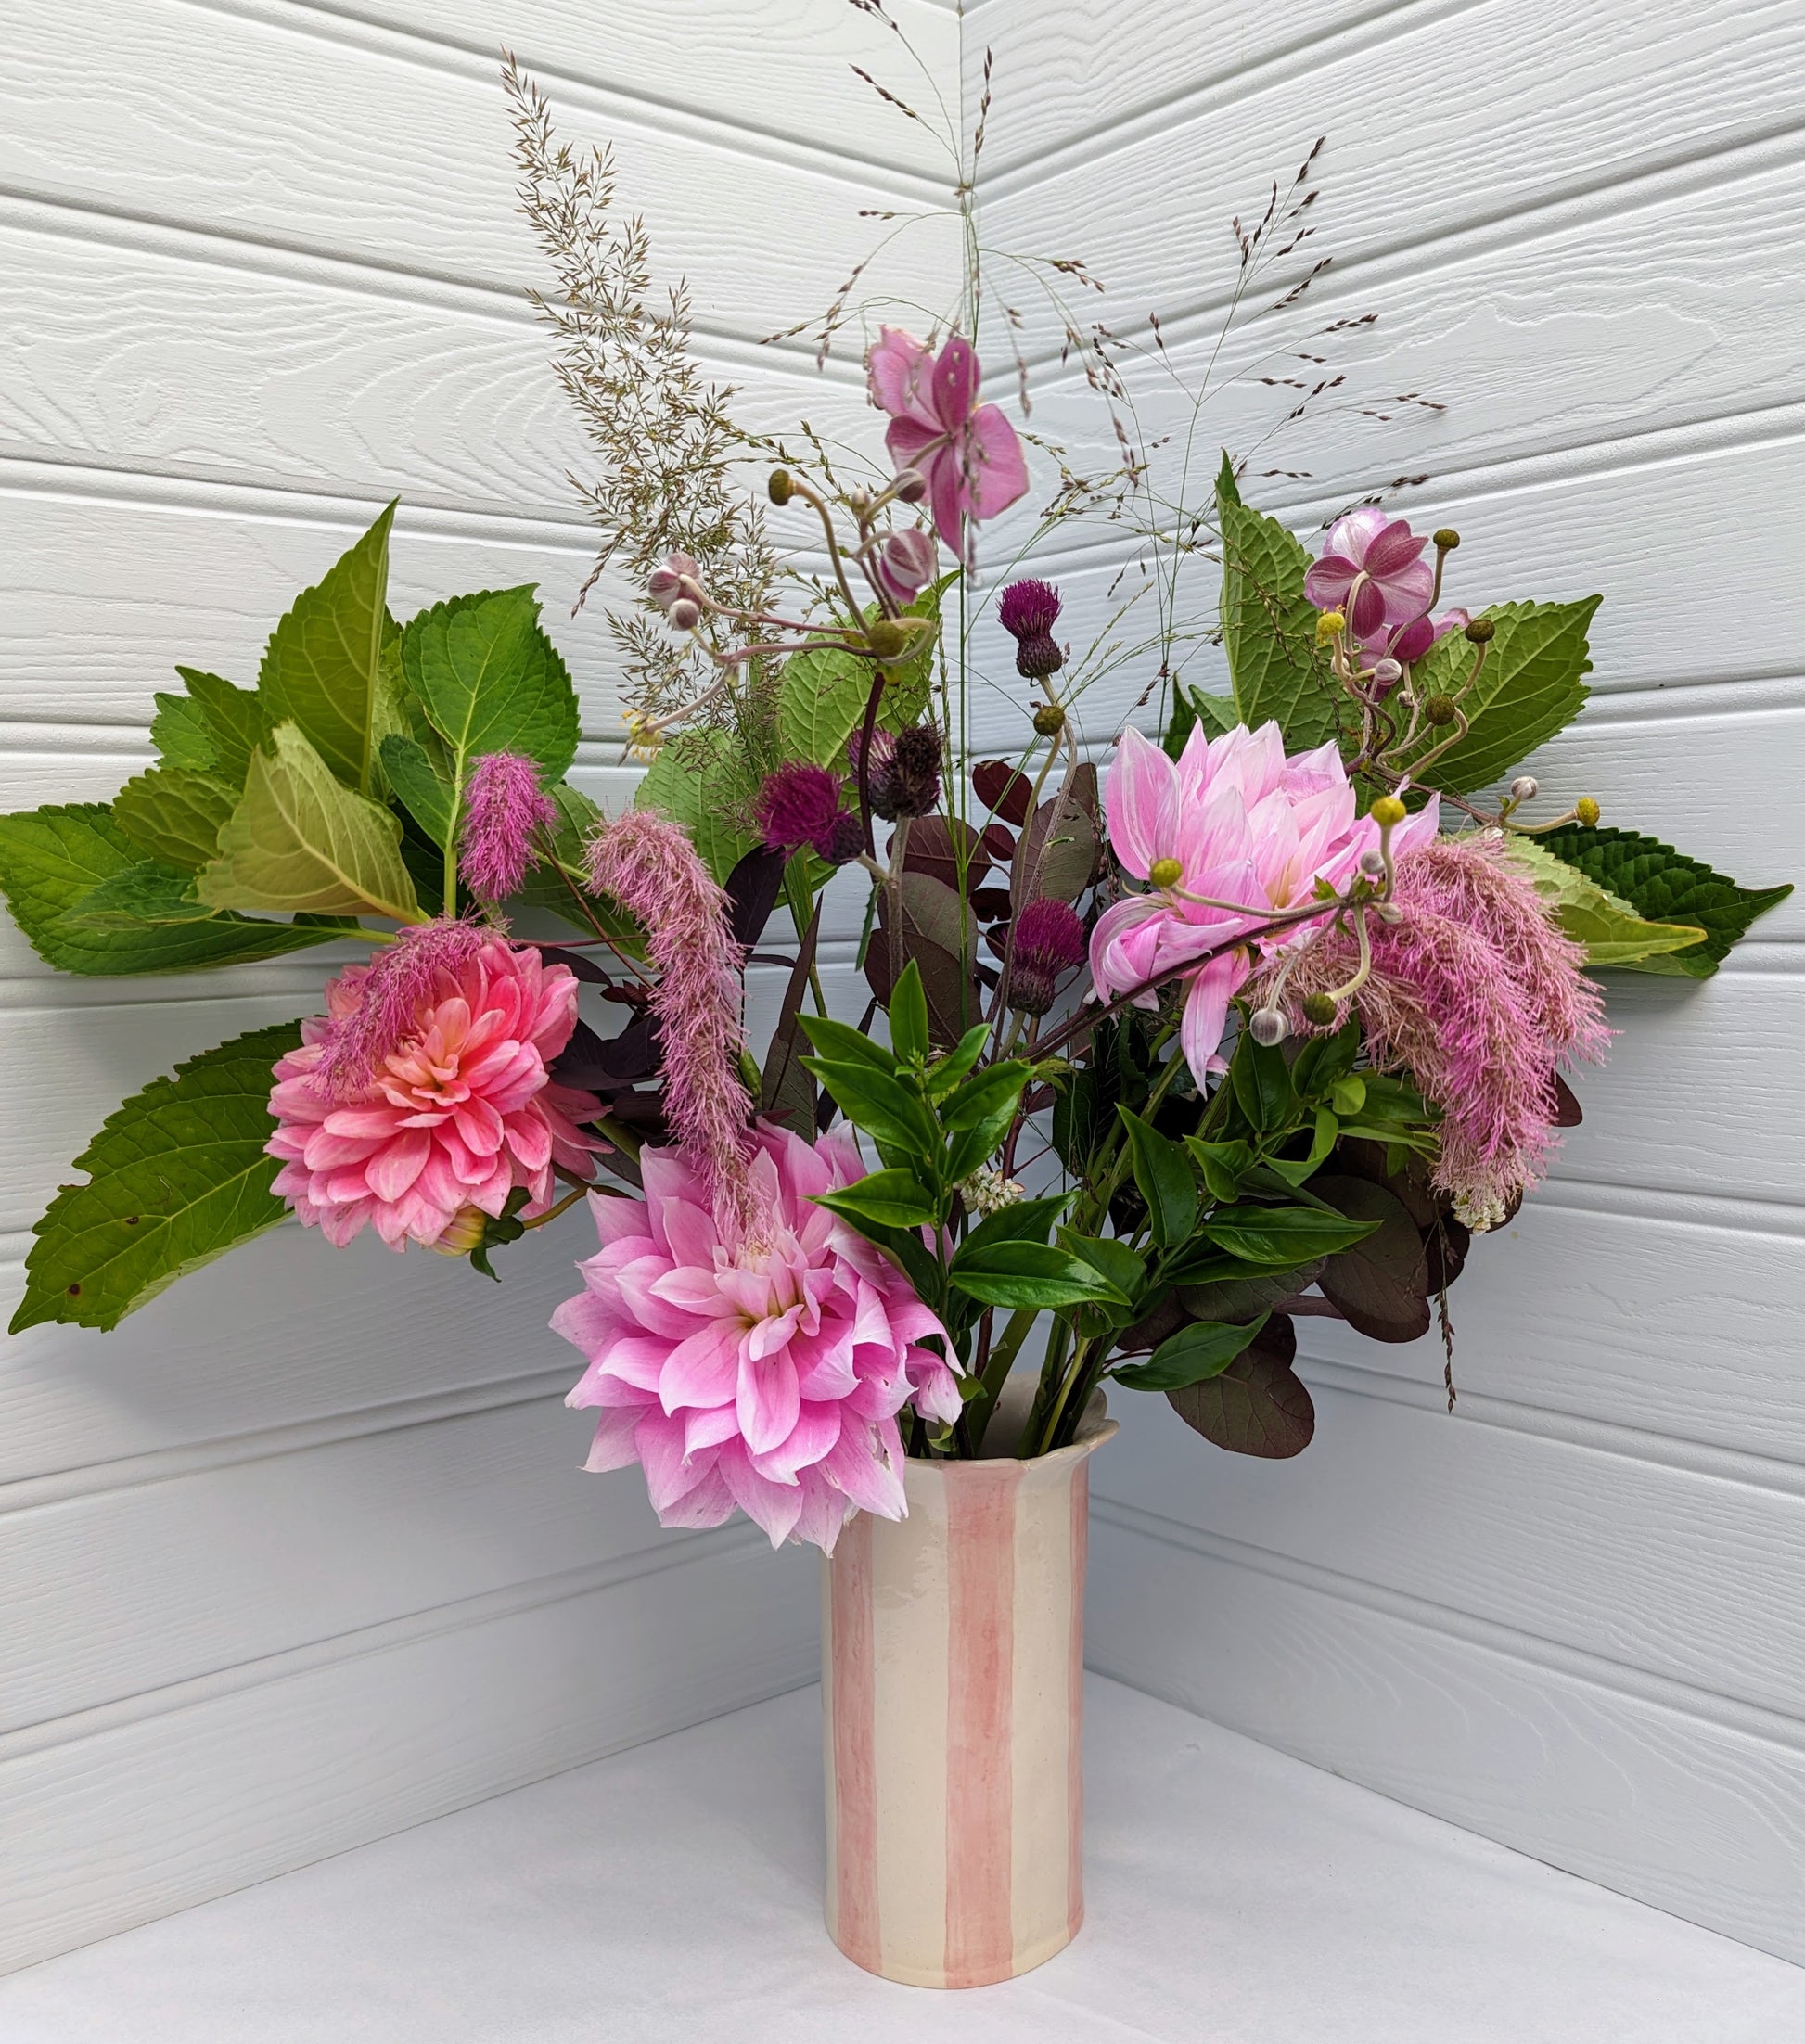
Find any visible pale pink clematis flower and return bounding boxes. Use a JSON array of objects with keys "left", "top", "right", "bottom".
[
  {"left": 866, "top": 327, "right": 1030, "bottom": 556},
  {"left": 555, "top": 1123, "right": 961, "bottom": 1552},
  {"left": 1089, "top": 722, "right": 1440, "bottom": 1079},
  {"left": 268, "top": 938, "right": 602, "bottom": 1249},
  {"left": 1303, "top": 507, "right": 1466, "bottom": 661}
]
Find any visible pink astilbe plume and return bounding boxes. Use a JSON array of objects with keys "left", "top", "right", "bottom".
[
  {"left": 269, "top": 935, "right": 602, "bottom": 1249},
  {"left": 1265, "top": 835, "right": 1609, "bottom": 1222},
  {"left": 583, "top": 809, "right": 757, "bottom": 1236},
  {"left": 554, "top": 1124, "right": 959, "bottom": 1553},
  {"left": 459, "top": 751, "right": 557, "bottom": 902}
]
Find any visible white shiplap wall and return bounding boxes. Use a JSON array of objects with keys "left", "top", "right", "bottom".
[
  {"left": 0, "top": 0, "right": 958, "bottom": 1974},
  {"left": 960, "top": 0, "right": 1805, "bottom": 1966}
]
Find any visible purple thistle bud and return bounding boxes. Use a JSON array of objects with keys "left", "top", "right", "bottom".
[
  {"left": 458, "top": 751, "right": 557, "bottom": 902},
  {"left": 997, "top": 577, "right": 1066, "bottom": 680},
  {"left": 755, "top": 763, "right": 855, "bottom": 863},
  {"left": 850, "top": 725, "right": 941, "bottom": 821},
  {"left": 314, "top": 918, "right": 490, "bottom": 1100},
  {"left": 1006, "top": 897, "right": 1086, "bottom": 1016},
  {"left": 823, "top": 811, "right": 865, "bottom": 866}
]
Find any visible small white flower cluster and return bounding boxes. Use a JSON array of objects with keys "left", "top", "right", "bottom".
[
  {"left": 1453, "top": 1193, "right": 1508, "bottom": 1233},
  {"left": 958, "top": 1168, "right": 1025, "bottom": 1218}
]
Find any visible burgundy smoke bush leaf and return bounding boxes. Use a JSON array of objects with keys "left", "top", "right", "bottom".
[
  {"left": 897, "top": 815, "right": 992, "bottom": 898},
  {"left": 1167, "top": 1316, "right": 1314, "bottom": 1458},
  {"left": 1312, "top": 1174, "right": 1432, "bottom": 1343},
  {"left": 972, "top": 760, "right": 1034, "bottom": 825}
]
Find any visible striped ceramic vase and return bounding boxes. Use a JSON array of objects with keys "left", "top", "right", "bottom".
[{"left": 821, "top": 1386, "right": 1117, "bottom": 1988}]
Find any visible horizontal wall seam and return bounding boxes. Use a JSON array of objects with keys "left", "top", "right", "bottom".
[
  {"left": 1293, "top": 1353, "right": 1805, "bottom": 1498},
  {"left": 0, "top": 184, "right": 867, "bottom": 385},
  {"left": 0, "top": 1523, "right": 773, "bottom": 1765},
  {"left": 0, "top": 1367, "right": 575, "bottom": 1516},
  {"left": 1090, "top": 1498, "right": 1805, "bottom": 1756},
  {"left": 197, "top": 0, "right": 953, "bottom": 202},
  {"left": 998, "top": 120, "right": 1805, "bottom": 375}
]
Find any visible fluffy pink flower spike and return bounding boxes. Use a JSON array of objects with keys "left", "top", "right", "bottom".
[
  {"left": 584, "top": 809, "right": 758, "bottom": 1239},
  {"left": 459, "top": 751, "right": 557, "bottom": 903},
  {"left": 867, "top": 327, "right": 1030, "bottom": 556},
  {"left": 556, "top": 1125, "right": 959, "bottom": 1552},
  {"left": 1303, "top": 508, "right": 1466, "bottom": 661},
  {"left": 268, "top": 934, "right": 602, "bottom": 1250},
  {"left": 1090, "top": 722, "right": 1440, "bottom": 1079}
]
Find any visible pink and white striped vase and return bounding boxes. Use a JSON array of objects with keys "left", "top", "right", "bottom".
[{"left": 821, "top": 1384, "right": 1117, "bottom": 1988}]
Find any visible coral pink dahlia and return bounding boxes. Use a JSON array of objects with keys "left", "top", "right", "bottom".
[
  {"left": 555, "top": 1123, "right": 960, "bottom": 1552},
  {"left": 268, "top": 938, "right": 602, "bottom": 1250}
]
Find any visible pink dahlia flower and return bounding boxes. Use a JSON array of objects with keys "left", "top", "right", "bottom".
[
  {"left": 1090, "top": 722, "right": 1440, "bottom": 1079},
  {"left": 1303, "top": 508, "right": 1466, "bottom": 660},
  {"left": 555, "top": 1124, "right": 960, "bottom": 1552},
  {"left": 268, "top": 938, "right": 602, "bottom": 1250},
  {"left": 867, "top": 327, "right": 1030, "bottom": 556}
]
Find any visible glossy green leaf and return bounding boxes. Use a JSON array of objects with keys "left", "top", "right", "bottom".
[
  {"left": 797, "top": 1013, "right": 901, "bottom": 1075},
  {"left": 888, "top": 957, "right": 930, "bottom": 1064},
  {"left": 1217, "top": 469, "right": 1341, "bottom": 749},
  {"left": 959, "top": 1191, "right": 1070, "bottom": 1255},
  {"left": 198, "top": 723, "right": 421, "bottom": 921},
  {"left": 1115, "top": 1312, "right": 1268, "bottom": 1392},
  {"left": 11, "top": 1021, "right": 304, "bottom": 1333},
  {"left": 0, "top": 805, "right": 338, "bottom": 976},
  {"left": 948, "top": 1240, "right": 1122, "bottom": 1309},
  {"left": 925, "top": 1022, "right": 991, "bottom": 1094},
  {"left": 1231, "top": 1030, "right": 1294, "bottom": 1134},
  {"left": 813, "top": 1168, "right": 941, "bottom": 1229},
  {"left": 941, "top": 1060, "right": 1031, "bottom": 1131},
  {"left": 1202, "top": 1202, "right": 1380, "bottom": 1265},
  {"left": 1118, "top": 1105, "right": 1198, "bottom": 1247},
  {"left": 258, "top": 504, "right": 398, "bottom": 794},
  {"left": 800, "top": 1057, "right": 940, "bottom": 1157},
  {"left": 1056, "top": 1230, "right": 1144, "bottom": 1307},
  {"left": 1187, "top": 1136, "right": 1254, "bottom": 1206}
]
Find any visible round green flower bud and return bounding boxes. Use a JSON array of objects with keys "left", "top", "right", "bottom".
[
  {"left": 1370, "top": 794, "right": 1407, "bottom": 828},
  {"left": 1301, "top": 992, "right": 1339, "bottom": 1027},
  {"left": 1433, "top": 528, "right": 1461, "bottom": 550},
  {"left": 1464, "top": 617, "right": 1496, "bottom": 644},
  {"left": 1424, "top": 694, "right": 1457, "bottom": 726},
  {"left": 1031, "top": 702, "right": 1067, "bottom": 736},
  {"left": 1147, "top": 856, "right": 1183, "bottom": 891},
  {"left": 1575, "top": 795, "right": 1601, "bottom": 826},
  {"left": 767, "top": 467, "right": 794, "bottom": 505},
  {"left": 863, "top": 619, "right": 909, "bottom": 660}
]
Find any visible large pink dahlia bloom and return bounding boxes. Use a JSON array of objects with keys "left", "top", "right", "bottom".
[
  {"left": 268, "top": 938, "right": 602, "bottom": 1249},
  {"left": 555, "top": 1123, "right": 960, "bottom": 1552},
  {"left": 1090, "top": 722, "right": 1440, "bottom": 1079}
]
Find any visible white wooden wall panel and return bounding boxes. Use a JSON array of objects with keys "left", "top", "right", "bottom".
[
  {"left": 965, "top": 0, "right": 1805, "bottom": 1964},
  {"left": 0, "top": 0, "right": 948, "bottom": 1974}
]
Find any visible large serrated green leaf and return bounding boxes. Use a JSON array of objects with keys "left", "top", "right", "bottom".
[
  {"left": 777, "top": 646, "right": 869, "bottom": 766},
  {"left": 70, "top": 862, "right": 219, "bottom": 928},
  {"left": 636, "top": 731, "right": 759, "bottom": 883},
  {"left": 176, "top": 666, "right": 273, "bottom": 791},
  {"left": 1505, "top": 834, "right": 1707, "bottom": 967},
  {"left": 378, "top": 733, "right": 455, "bottom": 846},
  {"left": 258, "top": 503, "right": 396, "bottom": 795},
  {"left": 1535, "top": 823, "right": 1793, "bottom": 977},
  {"left": 198, "top": 722, "right": 421, "bottom": 921},
  {"left": 399, "top": 585, "right": 580, "bottom": 786},
  {"left": 0, "top": 805, "right": 340, "bottom": 976},
  {"left": 1405, "top": 598, "right": 1597, "bottom": 793},
  {"left": 1217, "top": 478, "right": 1340, "bottom": 749},
  {"left": 112, "top": 766, "right": 237, "bottom": 871},
  {"left": 149, "top": 690, "right": 217, "bottom": 772},
  {"left": 11, "top": 1021, "right": 303, "bottom": 1333}
]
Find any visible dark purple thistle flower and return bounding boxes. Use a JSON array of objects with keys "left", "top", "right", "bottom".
[
  {"left": 458, "top": 751, "right": 557, "bottom": 902},
  {"left": 997, "top": 577, "right": 1066, "bottom": 680},
  {"left": 849, "top": 725, "right": 943, "bottom": 823},
  {"left": 755, "top": 763, "right": 857, "bottom": 863},
  {"left": 1007, "top": 897, "right": 1086, "bottom": 1016}
]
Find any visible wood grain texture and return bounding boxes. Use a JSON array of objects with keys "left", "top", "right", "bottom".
[
  {"left": 1088, "top": 1512, "right": 1805, "bottom": 1964},
  {"left": 0, "top": 1527, "right": 817, "bottom": 1972}
]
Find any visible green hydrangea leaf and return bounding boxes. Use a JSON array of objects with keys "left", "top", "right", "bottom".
[
  {"left": 877, "top": 570, "right": 956, "bottom": 733},
  {"left": 399, "top": 585, "right": 580, "bottom": 786},
  {"left": 777, "top": 646, "right": 868, "bottom": 767},
  {"left": 1216, "top": 473, "right": 1341, "bottom": 750},
  {"left": 0, "top": 804, "right": 338, "bottom": 975},
  {"left": 637, "top": 730, "right": 759, "bottom": 884},
  {"left": 1534, "top": 823, "right": 1793, "bottom": 977},
  {"left": 1163, "top": 683, "right": 1238, "bottom": 760},
  {"left": 175, "top": 666, "right": 274, "bottom": 792},
  {"left": 198, "top": 722, "right": 421, "bottom": 922},
  {"left": 112, "top": 766, "right": 237, "bottom": 871},
  {"left": 1405, "top": 598, "right": 1597, "bottom": 794},
  {"left": 1505, "top": 834, "right": 1708, "bottom": 968},
  {"left": 70, "top": 862, "right": 218, "bottom": 927},
  {"left": 149, "top": 691, "right": 218, "bottom": 772},
  {"left": 378, "top": 732, "right": 455, "bottom": 847},
  {"left": 257, "top": 503, "right": 398, "bottom": 796},
  {"left": 10, "top": 1021, "right": 302, "bottom": 1334}
]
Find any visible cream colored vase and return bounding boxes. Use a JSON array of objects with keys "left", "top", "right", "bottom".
[{"left": 820, "top": 1384, "right": 1117, "bottom": 1989}]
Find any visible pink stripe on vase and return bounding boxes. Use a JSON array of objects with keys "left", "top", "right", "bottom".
[
  {"left": 827, "top": 1509, "right": 881, "bottom": 1974},
  {"left": 944, "top": 1460, "right": 1021, "bottom": 1987}
]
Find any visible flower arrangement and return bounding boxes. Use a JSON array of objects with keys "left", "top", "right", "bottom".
[{"left": 1, "top": 63, "right": 1788, "bottom": 1573}]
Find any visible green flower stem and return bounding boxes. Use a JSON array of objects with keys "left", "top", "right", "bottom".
[{"left": 967, "top": 1306, "right": 1038, "bottom": 1453}]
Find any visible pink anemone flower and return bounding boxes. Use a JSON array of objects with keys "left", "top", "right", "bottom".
[
  {"left": 1303, "top": 507, "right": 1466, "bottom": 661},
  {"left": 867, "top": 327, "right": 1030, "bottom": 556},
  {"left": 1090, "top": 722, "right": 1440, "bottom": 1079},
  {"left": 267, "top": 938, "right": 602, "bottom": 1250},
  {"left": 555, "top": 1123, "right": 960, "bottom": 1553}
]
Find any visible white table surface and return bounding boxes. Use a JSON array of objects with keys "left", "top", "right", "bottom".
[{"left": 5, "top": 1675, "right": 1802, "bottom": 2042}]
